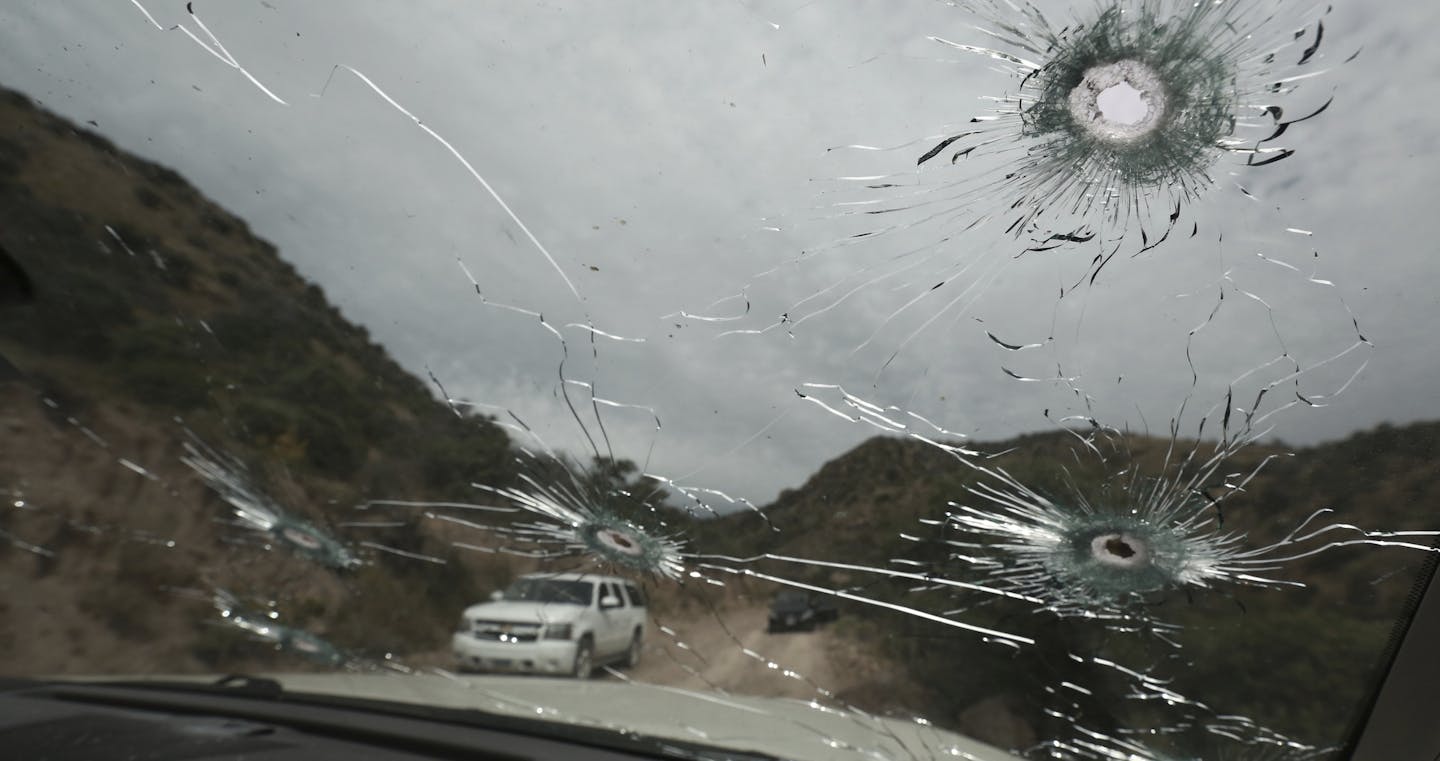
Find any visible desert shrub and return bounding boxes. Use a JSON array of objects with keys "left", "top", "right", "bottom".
[
  {"left": 77, "top": 585, "right": 156, "bottom": 641},
  {"left": 190, "top": 623, "right": 286, "bottom": 671},
  {"left": 118, "top": 359, "right": 211, "bottom": 410},
  {"left": 0, "top": 135, "right": 28, "bottom": 177},
  {"left": 232, "top": 397, "right": 298, "bottom": 443},
  {"left": 133, "top": 184, "right": 166, "bottom": 210},
  {"left": 295, "top": 410, "right": 364, "bottom": 478}
]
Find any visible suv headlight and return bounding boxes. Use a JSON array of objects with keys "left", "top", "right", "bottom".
[{"left": 544, "top": 623, "right": 573, "bottom": 640}]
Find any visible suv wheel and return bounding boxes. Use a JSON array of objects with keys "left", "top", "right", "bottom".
[
  {"left": 572, "top": 637, "right": 594, "bottom": 679},
  {"left": 621, "top": 630, "right": 642, "bottom": 668}
]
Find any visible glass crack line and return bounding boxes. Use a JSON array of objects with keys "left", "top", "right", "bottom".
[
  {"left": 697, "top": 562, "right": 1034, "bottom": 646},
  {"left": 943, "top": 430, "right": 1440, "bottom": 628},
  {"left": 181, "top": 438, "right": 360, "bottom": 571},
  {"left": 1043, "top": 723, "right": 1326, "bottom": 760},
  {"left": 446, "top": 265, "right": 777, "bottom": 531},
  {"left": 905, "top": 0, "right": 1336, "bottom": 248},
  {"left": 207, "top": 588, "right": 357, "bottom": 669},
  {"left": 714, "top": 0, "right": 1345, "bottom": 374},
  {"left": 315, "top": 66, "right": 581, "bottom": 301},
  {"left": 788, "top": 382, "right": 1436, "bottom": 643},
  {"left": 462, "top": 463, "right": 688, "bottom": 580},
  {"left": 384, "top": 433, "right": 690, "bottom": 580},
  {"left": 128, "top": 0, "right": 287, "bottom": 105}
]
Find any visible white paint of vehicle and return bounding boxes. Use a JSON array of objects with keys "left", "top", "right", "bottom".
[{"left": 453, "top": 573, "right": 647, "bottom": 676}]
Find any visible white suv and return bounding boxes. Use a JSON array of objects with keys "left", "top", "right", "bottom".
[{"left": 452, "top": 572, "right": 647, "bottom": 678}]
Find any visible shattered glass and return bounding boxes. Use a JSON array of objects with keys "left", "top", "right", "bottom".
[{"left": 2, "top": 1, "right": 1439, "bottom": 760}]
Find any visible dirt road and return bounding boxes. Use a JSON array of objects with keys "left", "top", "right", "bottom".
[{"left": 618, "top": 603, "right": 852, "bottom": 701}]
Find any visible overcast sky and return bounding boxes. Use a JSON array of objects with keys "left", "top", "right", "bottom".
[{"left": 2, "top": 0, "right": 1437, "bottom": 506}]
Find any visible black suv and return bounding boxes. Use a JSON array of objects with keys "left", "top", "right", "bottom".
[{"left": 767, "top": 589, "right": 839, "bottom": 633}]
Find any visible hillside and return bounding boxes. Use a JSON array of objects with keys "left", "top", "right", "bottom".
[
  {"left": 0, "top": 83, "right": 521, "bottom": 671},
  {"left": 691, "top": 424, "right": 1440, "bottom": 747}
]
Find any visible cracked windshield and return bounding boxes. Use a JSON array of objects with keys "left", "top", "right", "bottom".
[{"left": 1, "top": 1, "right": 1437, "bottom": 759}]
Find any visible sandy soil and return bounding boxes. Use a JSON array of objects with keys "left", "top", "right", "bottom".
[
  {"left": 622, "top": 603, "right": 846, "bottom": 701},
  {"left": 615, "top": 602, "right": 1032, "bottom": 748}
]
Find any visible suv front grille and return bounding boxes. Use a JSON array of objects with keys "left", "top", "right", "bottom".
[{"left": 470, "top": 620, "right": 541, "bottom": 642}]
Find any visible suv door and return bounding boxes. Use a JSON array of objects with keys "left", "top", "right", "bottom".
[
  {"left": 596, "top": 582, "right": 628, "bottom": 657},
  {"left": 623, "top": 583, "right": 647, "bottom": 640},
  {"left": 574, "top": 581, "right": 600, "bottom": 651}
]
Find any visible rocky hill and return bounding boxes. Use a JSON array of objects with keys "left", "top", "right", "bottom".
[
  {"left": 692, "top": 423, "right": 1440, "bottom": 746},
  {"left": 0, "top": 84, "right": 521, "bottom": 672}
]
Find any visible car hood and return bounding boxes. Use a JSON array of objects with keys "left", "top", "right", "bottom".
[
  {"left": 55, "top": 673, "right": 1024, "bottom": 761},
  {"left": 460, "top": 600, "right": 587, "bottom": 623}
]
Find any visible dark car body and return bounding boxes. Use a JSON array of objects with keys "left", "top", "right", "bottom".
[{"left": 767, "top": 590, "right": 839, "bottom": 633}]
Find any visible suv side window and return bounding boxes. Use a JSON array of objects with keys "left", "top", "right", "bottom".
[
  {"left": 608, "top": 582, "right": 627, "bottom": 608},
  {"left": 624, "top": 583, "right": 646, "bottom": 608}
]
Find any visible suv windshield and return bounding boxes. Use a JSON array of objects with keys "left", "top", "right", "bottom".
[
  {"left": 1, "top": 2, "right": 1437, "bottom": 760},
  {"left": 502, "top": 579, "right": 593, "bottom": 606}
]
